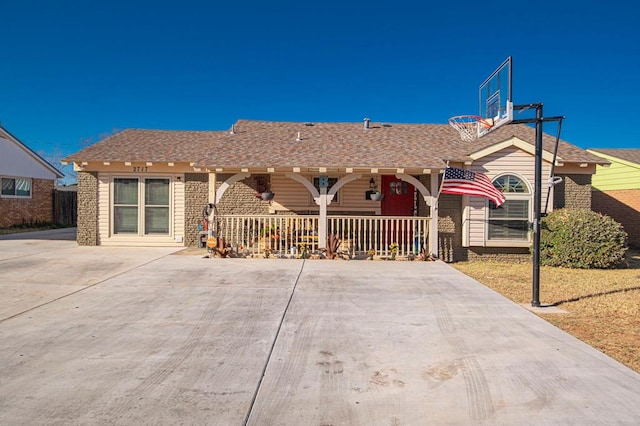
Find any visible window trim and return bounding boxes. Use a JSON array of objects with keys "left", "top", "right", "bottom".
[
  {"left": 110, "top": 175, "right": 173, "bottom": 238},
  {"left": 144, "top": 177, "right": 171, "bottom": 235},
  {"left": 485, "top": 173, "right": 533, "bottom": 246},
  {"left": 1, "top": 176, "right": 33, "bottom": 199}
]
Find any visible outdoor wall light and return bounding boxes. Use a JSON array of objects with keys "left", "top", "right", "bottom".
[{"left": 369, "top": 178, "right": 375, "bottom": 188}]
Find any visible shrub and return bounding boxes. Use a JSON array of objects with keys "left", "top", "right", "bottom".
[{"left": 539, "top": 209, "right": 627, "bottom": 269}]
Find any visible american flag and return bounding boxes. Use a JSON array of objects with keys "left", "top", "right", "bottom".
[{"left": 441, "top": 167, "right": 506, "bottom": 207}]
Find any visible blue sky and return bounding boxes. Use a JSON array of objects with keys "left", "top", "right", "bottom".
[{"left": 2, "top": 0, "right": 638, "bottom": 181}]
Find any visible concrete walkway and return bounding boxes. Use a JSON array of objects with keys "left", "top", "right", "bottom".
[{"left": 1, "top": 229, "right": 639, "bottom": 425}]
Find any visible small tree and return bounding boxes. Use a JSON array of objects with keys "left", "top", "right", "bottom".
[{"left": 539, "top": 209, "right": 627, "bottom": 269}]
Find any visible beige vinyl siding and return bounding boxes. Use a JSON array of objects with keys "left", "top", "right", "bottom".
[
  {"left": 334, "top": 176, "right": 380, "bottom": 211},
  {"left": 466, "top": 147, "right": 552, "bottom": 247},
  {"left": 466, "top": 195, "right": 486, "bottom": 247},
  {"left": 173, "top": 177, "right": 185, "bottom": 240},
  {"left": 270, "top": 175, "right": 312, "bottom": 209},
  {"left": 97, "top": 173, "right": 110, "bottom": 244},
  {"left": 270, "top": 174, "right": 380, "bottom": 213}
]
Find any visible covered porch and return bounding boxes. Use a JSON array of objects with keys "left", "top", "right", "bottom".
[
  {"left": 205, "top": 214, "right": 432, "bottom": 258},
  {"left": 205, "top": 169, "right": 441, "bottom": 258}
]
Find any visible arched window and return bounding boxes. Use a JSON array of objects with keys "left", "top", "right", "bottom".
[{"left": 488, "top": 174, "right": 531, "bottom": 241}]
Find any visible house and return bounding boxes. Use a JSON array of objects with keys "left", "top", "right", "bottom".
[
  {"left": 587, "top": 149, "right": 640, "bottom": 248},
  {"left": 63, "top": 119, "right": 605, "bottom": 262},
  {"left": 0, "top": 124, "right": 64, "bottom": 228}
]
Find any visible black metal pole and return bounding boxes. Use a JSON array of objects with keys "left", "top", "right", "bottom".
[
  {"left": 532, "top": 104, "right": 543, "bottom": 307},
  {"left": 544, "top": 118, "right": 564, "bottom": 215},
  {"left": 512, "top": 107, "right": 565, "bottom": 307}
]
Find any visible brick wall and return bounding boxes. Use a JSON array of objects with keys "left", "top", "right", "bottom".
[
  {"left": 0, "top": 178, "right": 55, "bottom": 228},
  {"left": 592, "top": 189, "right": 640, "bottom": 248},
  {"left": 416, "top": 174, "right": 432, "bottom": 217},
  {"left": 465, "top": 247, "right": 531, "bottom": 262},
  {"left": 216, "top": 174, "right": 271, "bottom": 215},
  {"left": 437, "top": 193, "right": 464, "bottom": 262},
  {"left": 76, "top": 172, "right": 98, "bottom": 246},
  {"left": 554, "top": 174, "right": 592, "bottom": 210},
  {"left": 415, "top": 175, "right": 469, "bottom": 262},
  {"left": 184, "top": 173, "right": 209, "bottom": 247}
]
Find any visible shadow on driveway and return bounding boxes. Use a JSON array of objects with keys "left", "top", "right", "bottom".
[{"left": 0, "top": 227, "right": 77, "bottom": 241}]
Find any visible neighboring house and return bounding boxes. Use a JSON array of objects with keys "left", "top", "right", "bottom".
[
  {"left": 0, "top": 124, "right": 64, "bottom": 228},
  {"left": 588, "top": 149, "right": 640, "bottom": 248},
  {"left": 63, "top": 119, "right": 605, "bottom": 262}
]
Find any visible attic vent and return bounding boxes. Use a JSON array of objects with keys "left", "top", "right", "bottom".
[{"left": 304, "top": 122, "right": 314, "bottom": 126}]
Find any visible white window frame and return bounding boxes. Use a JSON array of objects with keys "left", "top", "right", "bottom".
[
  {"left": 485, "top": 173, "right": 533, "bottom": 247},
  {"left": 110, "top": 175, "right": 173, "bottom": 238},
  {"left": 1, "top": 176, "right": 32, "bottom": 198}
]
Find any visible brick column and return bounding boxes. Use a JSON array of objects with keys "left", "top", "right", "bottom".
[
  {"left": 76, "top": 172, "right": 98, "bottom": 245},
  {"left": 184, "top": 173, "right": 209, "bottom": 247}
]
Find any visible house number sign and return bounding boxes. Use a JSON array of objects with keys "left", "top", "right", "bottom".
[
  {"left": 318, "top": 175, "right": 329, "bottom": 188},
  {"left": 132, "top": 166, "right": 149, "bottom": 172}
]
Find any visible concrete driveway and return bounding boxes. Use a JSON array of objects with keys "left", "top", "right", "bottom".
[{"left": 1, "top": 228, "right": 639, "bottom": 425}]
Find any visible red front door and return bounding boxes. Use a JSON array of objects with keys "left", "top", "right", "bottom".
[
  {"left": 381, "top": 176, "right": 414, "bottom": 216},
  {"left": 380, "top": 176, "right": 416, "bottom": 252}
]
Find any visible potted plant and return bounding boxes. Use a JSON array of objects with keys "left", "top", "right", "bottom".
[
  {"left": 367, "top": 248, "right": 376, "bottom": 260},
  {"left": 254, "top": 176, "right": 275, "bottom": 201},
  {"left": 366, "top": 189, "right": 384, "bottom": 201},
  {"left": 259, "top": 190, "right": 275, "bottom": 201},
  {"left": 366, "top": 178, "right": 383, "bottom": 201},
  {"left": 389, "top": 242, "right": 399, "bottom": 260},
  {"left": 369, "top": 190, "right": 384, "bottom": 201}
]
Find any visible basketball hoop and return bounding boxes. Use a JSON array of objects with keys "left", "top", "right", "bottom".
[{"left": 448, "top": 115, "right": 494, "bottom": 142}]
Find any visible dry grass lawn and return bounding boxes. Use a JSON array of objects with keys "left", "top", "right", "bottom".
[{"left": 453, "top": 250, "right": 640, "bottom": 374}]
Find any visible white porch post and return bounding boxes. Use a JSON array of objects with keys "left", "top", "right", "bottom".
[
  {"left": 429, "top": 171, "right": 439, "bottom": 258},
  {"left": 318, "top": 186, "right": 327, "bottom": 249}
]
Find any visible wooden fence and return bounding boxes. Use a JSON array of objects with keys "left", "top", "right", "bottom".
[{"left": 53, "top": 188, "right": 77, "bottom": 225}]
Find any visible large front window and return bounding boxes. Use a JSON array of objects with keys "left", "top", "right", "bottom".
[
  {"left": 113, "top": 177, "right": 170, "bottom": 235},
  {"left": 488, "top": 175, "right": 531, "bottom": 241}
]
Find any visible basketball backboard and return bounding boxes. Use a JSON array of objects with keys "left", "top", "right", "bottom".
[{"left": 478, "top": 56, "right": 513, "bottom": 137}]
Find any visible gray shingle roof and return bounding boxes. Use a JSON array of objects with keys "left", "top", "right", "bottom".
[
  {"left": 64, "top": 119, "right": 605, "bottom": 170},
  {"left": 588, "top": 149, "right": 640, "bottom": 166},
  {"left": 64, "top": 129, "right": 225, "bottom": 163}
]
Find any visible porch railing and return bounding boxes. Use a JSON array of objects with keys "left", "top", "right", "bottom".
[{"left": 210, "top": 215, "right": 430, "bottom": 258}]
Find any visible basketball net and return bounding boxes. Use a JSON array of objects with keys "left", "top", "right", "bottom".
[{"left": 448, "top": 115, "right": 494, "bottom": 142}]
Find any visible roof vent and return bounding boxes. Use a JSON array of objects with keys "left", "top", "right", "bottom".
[
  {"left": 304, "top": 122, "right": 314, "bottom": 126},
  {"left": 382, "top": 123, "right": 392, "bottom": 127},
  {"left": 296, "top": 131, "right": 302, "bottom": 142},
  {"left": 229, "top": 124, "right": 236, "bottom": 135},
  {"left": 363, "top": 117, "right": 370, "bottom": 129}
]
